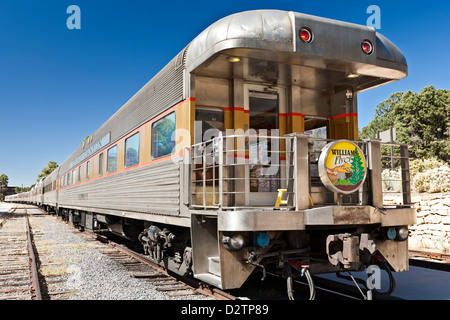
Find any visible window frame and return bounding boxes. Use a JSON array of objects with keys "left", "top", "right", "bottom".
[
  {"left": 107, "top": 145, "right": 118, "bottom": 173},
  {"left": 151, "top": 112, "right": 176, "bottom": 160},
  {"left": 86, "top": 161, "right": 90, "bottom": 180},
  {"left": 99, "top": 152, "right": 104, "bottom": 176},
  {"left": 195, "top": 107, "right": 224, "bottom": 143},
  {"left": 124, "top": 132, "right": 140, "bottom": 168}
]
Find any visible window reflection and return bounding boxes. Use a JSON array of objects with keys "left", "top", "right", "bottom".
[
  {"left": 151, "top": 112, "right": 175, "bottom": 159},
  {"left": 195, "top": 107, "right": 224, "bottom": 143},
  {"left": 125, "top": 133, "right": 139, "bottom": 168},
  {"left": 107, "top": 145, "right": 117, "bottom": 173},
  {"left": 249, "top": 91, "right": 280, "bottom": 192},
  {"left": 99, "top": 153, "right": 103, "bottom": 176}
]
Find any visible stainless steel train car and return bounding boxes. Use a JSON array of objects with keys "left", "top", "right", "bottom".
[{"left": 6, "top": 10, "right": 416, "bottom": 295}]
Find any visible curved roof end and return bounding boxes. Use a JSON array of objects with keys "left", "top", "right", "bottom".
[{"left": 185, "top": 9, "right": 407, "bottom": 80}]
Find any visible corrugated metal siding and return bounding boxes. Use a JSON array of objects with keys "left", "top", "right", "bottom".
[
  {"left": 44, "top": 192, "right": 57, "bottom": 207},
  {"left": 59, "top": 47, "right": 188, "bottom": 175},
  {"left": 58, "top": 159, "right": 180, "bottom": 216}
]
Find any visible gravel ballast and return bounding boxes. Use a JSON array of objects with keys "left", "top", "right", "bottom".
[{"left": 27, "top": 208, "right": 207, "bottom": 300}]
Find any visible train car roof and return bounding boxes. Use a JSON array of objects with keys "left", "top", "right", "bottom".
[{"left": 186, "top": 9, "right": 407, "bottom": 83}]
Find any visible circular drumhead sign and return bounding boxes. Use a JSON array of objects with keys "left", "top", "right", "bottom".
[{"left": 318, "top": 140, "right": 367, "bottom": 194}]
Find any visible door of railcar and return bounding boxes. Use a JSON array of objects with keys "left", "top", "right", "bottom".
[{"left": 244, "top": 84, "right": 287, "bottom": 206}]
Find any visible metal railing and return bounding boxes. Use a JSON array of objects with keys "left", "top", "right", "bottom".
[
  {"left": 379, "top": 142, "right": 412, "bottom": 207},
  {"left": 184, "top": 134, "right": 413, "bottom": 210},
  {"left": 189, "top": 133, "right": 296, "bottom": 210}
]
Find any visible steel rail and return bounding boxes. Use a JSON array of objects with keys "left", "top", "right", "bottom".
[
  {"left": 25, "top": 209, "right": 42, "bottom": 300},
  {"left": 409, "top": 250, "right": 450, "bottom": 272},
  {"left": 0, "top": 207, "right": 17, "bottom": 228},
  {"left": 82, "top": 229, "right": 235, "bottom": 300},
  {"left": 409, "top": 250, "right": 450, "bottom": 262},
  {"left": 109, "top": 238, "right": 236, "bottom": 300}
]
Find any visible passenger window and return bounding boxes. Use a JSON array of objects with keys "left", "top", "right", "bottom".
[
  {"left": 107, "top": 145, "right": 118, "bottom": 173},
  {"left": 195, "top": 107, "right": 224, "bottom": 143},
  {"left": 86, "top": 161, "right": 90, "bottom": 180},
  {"left": 151, "top": 112, "right": 175, "bottom": 159},
  {"left": 99, "top": 153, "right": 104, "bottom": 176},
  {"left": 72, "top": 170, "right": 76, "bottom": 185},
  {"left": 125, "top": 133, "right": 139, "bottom": 168}
]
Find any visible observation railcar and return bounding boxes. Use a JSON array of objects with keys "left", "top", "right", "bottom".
[{"left": 6, "top": 10, "right": 416, "bottom": 295}]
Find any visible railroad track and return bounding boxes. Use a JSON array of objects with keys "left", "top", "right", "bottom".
[
  {"left": 0, "top": 204, "right": 377, "bottom": 301},
  {"left": 78, "top": 226, "right": 368, "bottom": 301},
  {"left": 0, "top": 205, "right": 81, "bottom": 300},
  {"left": 2, "top": 204, "right": 235, "bottom": 301},
  {"left": 0, "top": 206, "right": 41, "bottom": 300},
  {"left": 409, "top": 250, "right": 450, "bottom": 262},
  {"left": 409, "top": 250, "right": 450, "bottom": 272},
  {"left": 5, "top": 204, "right": 447, "bottom": 301},
  {"left": 77, "top": 228, "right": 235, "bottom": 300}
]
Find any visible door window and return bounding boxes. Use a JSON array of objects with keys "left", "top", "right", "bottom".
[
  {"left": 195, "top": 107, "right": 224, "bottom": 143},
  {"left": 248, "top": 91, "right": 280, "bottom": 192}
]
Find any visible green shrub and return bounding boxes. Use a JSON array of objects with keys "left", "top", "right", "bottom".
[
  {"left": 382, "top": 158, "right": 450, "bottom": 193},
  {"left": 412, "top": 165, "right": 450, "bottom": 193},
  {"left": 410, "top": 158, "right": 446, "bottom": 174}
]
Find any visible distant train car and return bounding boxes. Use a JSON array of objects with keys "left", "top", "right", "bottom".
[{"left": 6, "top": 10, "right": 415, "bottom": 295}]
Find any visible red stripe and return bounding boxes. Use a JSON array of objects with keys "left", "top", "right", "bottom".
[
  {"left": 331, "top": 113, "right": 358, "bottom": 120},
  {"left": 233, "top": 107, "right": 249, "bottom": 113}
]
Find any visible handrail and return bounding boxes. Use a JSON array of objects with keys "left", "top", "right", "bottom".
[{"left": 187, "top": 134, "right": 412, "bottom": 210}]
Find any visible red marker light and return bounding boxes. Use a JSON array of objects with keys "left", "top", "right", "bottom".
[
  {"left": 299, "top": 27, "right": 313, "bottom": 43},
  {"left": 361, "top": 40, "right": 373, "bottom": 54},
  {"left": 300, "top": 30, "right": 310, "bottom": 41}
]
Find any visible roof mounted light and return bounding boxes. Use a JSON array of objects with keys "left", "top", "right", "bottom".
[
  {"left": 361, "top": 39, "right": 373, "bottom": 54},
  {"left": 346, "top": 73, "right": 360, "bottom": 79},
  {"left": 227, "top": 56, "right": 241, "bottom": 63},
  {"left": 299, "top": 27, "right": 313, "bottom": 43}
]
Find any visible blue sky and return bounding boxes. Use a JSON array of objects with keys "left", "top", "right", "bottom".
[{"left": 0, "top": 0, "right": 449, "bottom": 187}]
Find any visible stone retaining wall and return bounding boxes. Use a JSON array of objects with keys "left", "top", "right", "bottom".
[{"left": 408, "top": 193, "right": 450, "bottom": 253}]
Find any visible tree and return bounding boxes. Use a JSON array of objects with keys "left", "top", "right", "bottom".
[
  {"left": 0, "top": 174, "right": 8, "bottom": 201},
  {"left": 359, "top": 91, "right": 403, "bottom": 139},
  {"left": 359, "top": 86, "right": 450, "bottom": 163},
  {"left": 394, "top": 86, "right": 450, "bottom": 162},
  {"left": 37, "top": 161, "right": 58, "bottom": 182},
  {"left": 15, "top": 184, "right": 35, "bottom": 193}
]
